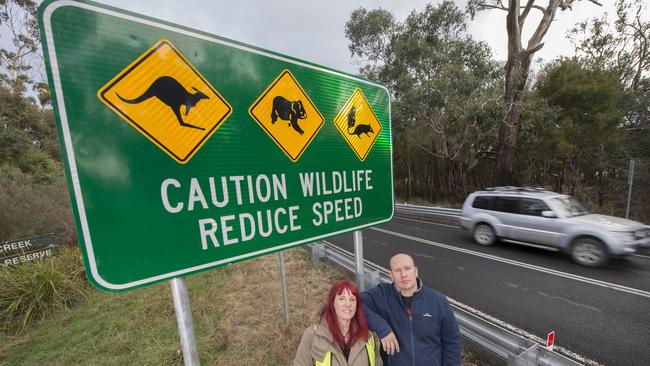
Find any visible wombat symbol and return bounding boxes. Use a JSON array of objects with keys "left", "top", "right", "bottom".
[
  {"left": 271, "top": 96, "right": 307, "bottom": 135},
  {"left": 117, "top": 76, "right": 208, "bottom": 131}
]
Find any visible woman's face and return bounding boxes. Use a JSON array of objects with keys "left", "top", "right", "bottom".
[{"left": 334, "top": 288, "right": 357, "bottom": 323}]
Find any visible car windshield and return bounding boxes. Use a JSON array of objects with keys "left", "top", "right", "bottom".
[{"left": 550, "top": 196, "right": 590, "bottom": 217}]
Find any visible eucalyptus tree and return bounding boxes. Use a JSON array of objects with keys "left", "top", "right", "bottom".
[
  {"left": 567, "top": 0, "right": 649, "bottom": 218},
  {"left": 466, "top": 0, "right": 603, "bottom": 185},
  {"left": 346, "top": 0, "right": 501, "bottom": 201},
  {"left": 568, "top": 0, "right": 649, "bottom": 153},
  {"left": 0, "top": 0, "right": 48, "bottom": 102},
  {"left": 534, "top": 58, "right": 624, "bottom": 204}
]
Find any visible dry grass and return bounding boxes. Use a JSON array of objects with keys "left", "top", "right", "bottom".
[
  {"left": 0, "top": 247, "right": 483, "bottom": 365},
  {"left": 205, "top": 249, "right": 344, "bottom": 365}
]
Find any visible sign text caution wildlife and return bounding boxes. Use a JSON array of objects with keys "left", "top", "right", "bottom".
[{"left": 39, "top": 0, "right": 393, "bottom": 292}]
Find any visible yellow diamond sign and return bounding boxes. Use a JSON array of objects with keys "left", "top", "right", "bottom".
[
  {"left": 249, "top": 70, "right": 324, "bottom": 162},
  {"left": 97, "top": 39, "right": 232, "bottom": 164},
  {"left": 334, "top": 88, "right": 382, "bottom": 161}
]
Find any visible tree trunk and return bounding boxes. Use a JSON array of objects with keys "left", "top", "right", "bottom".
[{"left": 495, "top": 0, "right": 563, "bottom": 185}]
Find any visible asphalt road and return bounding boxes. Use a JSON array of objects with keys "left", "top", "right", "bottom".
[{"left": 327, "top": 216, "right": 650, "bottom": 366}]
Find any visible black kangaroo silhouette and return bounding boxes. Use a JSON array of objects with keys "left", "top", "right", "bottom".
[
  {"left": 346, "top": 105, "right": 374, "bottom": 137},
  {"left": 117, "top": 76, "right": 208, "bottom": 131},
  {"left": 271, "top": 96, "right": 307, "bottom": 135}
]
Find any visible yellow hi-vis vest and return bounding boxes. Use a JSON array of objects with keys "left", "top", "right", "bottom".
[{"left": 314, "top": 325, "right": 376, "bottom": 366}]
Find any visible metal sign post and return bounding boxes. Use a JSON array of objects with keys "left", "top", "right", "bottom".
[
  {"left": 170, "top": 278, "right": 200, "bottom": 366},
  {"left": 354, "top": 230, "right": 365, "bottom": 291},
  {"left": 278, "top": 252, "right": 290, "bottom": 326},
  {"left": 626, "top": 159, "right": 635, "bottom": 219}
]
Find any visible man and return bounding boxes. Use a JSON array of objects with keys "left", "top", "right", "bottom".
[{"left": 361, "top": 253, "right": 461, "bottom": 365}]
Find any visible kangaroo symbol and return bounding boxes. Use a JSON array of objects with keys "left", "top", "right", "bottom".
[
  {"left": 117, "top": 76, "right": 208, "bottom": 131},
  {"left": 346, "top": 105, "right": 374, "bottom": 137}
]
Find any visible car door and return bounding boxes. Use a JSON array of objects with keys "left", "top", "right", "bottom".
[
  {"left": 491, "top": 197, "right": 522, "bottom": 240},
  {"left": 512, "top": 198, "right": 563, "bottom": 246}
]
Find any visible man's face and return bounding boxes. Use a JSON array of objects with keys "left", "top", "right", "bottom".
[{"left": 390, "top": 254, "right": 418, "bottom": 293}]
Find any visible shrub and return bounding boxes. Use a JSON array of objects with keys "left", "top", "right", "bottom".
[
  {"left": 0, "top": 165, "right": 77, "bottom": 247},
  {"left": 0, "top": 247, "right": 89, "bottom": 333}
]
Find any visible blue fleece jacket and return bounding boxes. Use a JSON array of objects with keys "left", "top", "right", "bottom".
[{"left": 361, "top": 279, "right": 461, "bottom": 366}]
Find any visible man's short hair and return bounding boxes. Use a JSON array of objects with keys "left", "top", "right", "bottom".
[{"left": 389, "top": 253, "right": 415, "bottom": 269}]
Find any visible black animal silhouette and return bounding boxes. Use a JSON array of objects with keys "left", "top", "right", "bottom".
[
  {"left": 346, "top": 105, "right": 374, "bottom": 137},
  {"left": 347, "top": 106, "right": 357, "bottom": 128},
  {"left": 271, "top": 96, "right": 307, "bottom": 135},
  {"left": 117, "top": 76, "right": 208, "bottom": 131},
  {"left": 351, "top": 123, "right": 374, "bottom": 137}
]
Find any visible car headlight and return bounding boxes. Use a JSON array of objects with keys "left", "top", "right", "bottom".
[
  {"left": 634, "top": 229, "right": 649, "bottom": 239},
  {"left": 612, "top": 231, "right": 636, "bottom": 243}
]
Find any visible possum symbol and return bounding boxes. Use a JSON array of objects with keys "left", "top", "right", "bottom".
[
  {"left": 117, "top": 76, "right": 208, "bottom": 131},
  {"left": 351, "top": 124, "right": 374, "bottom": 137},
  {"left": 346, "top": 105, "right": 374, "bottom": 137}
]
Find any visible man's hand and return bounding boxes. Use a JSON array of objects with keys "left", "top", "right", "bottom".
[{"left": 380, "top": 332, "right": 400, "bottom": 355}]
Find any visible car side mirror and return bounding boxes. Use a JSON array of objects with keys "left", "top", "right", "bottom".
[{"left": 541, "top": 210, "right": 557, "bottom": 218}]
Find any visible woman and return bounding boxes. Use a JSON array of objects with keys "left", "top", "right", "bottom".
[{"left": 294, "top": 279, "right": 382, "bottom": 366}]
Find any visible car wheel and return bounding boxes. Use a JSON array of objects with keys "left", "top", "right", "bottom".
[
  {"left": 473, "top": 224, "right": 496, "bottom": 246},
  {"left": 570, "top": 238, "right": 609, "bottom": 267}
]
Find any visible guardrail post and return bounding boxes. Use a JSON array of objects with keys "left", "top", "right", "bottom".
[
  {"left": 354, "top": 231, "right": 365, "bottom": 291},
  {"left": 311, "top": 242, "right": 325, "bottom": 267},
  {"left": 365, "top": 270, "right": 382, "bottom": 289}
]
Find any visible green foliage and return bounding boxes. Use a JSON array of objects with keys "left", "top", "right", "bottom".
[
  {"left": 519, "top": 58, "right": 626, "bottom": 209},
  {"left": 0, "top": 166, "right": 75, "bottom": 247},
  {"left": 0, "top": 247, "right": 89, "bottom": 334},
  {"left": 346, "top": 1, "right": 502, "bottom": 201},
  {"left": 0, "top": 84, "right": 60, "bottom": 175},
  {"left": 568, "top": 0, "right": 649, "bottom": 90},
  {"left": 0, "top": 0, "right": 40, "bottom": 92}
]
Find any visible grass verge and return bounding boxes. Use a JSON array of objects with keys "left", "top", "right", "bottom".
[{"left": 0, "top": 248, "right": 485, "bottom": 365}]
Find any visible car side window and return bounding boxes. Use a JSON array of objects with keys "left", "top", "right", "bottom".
[
  {"left": 519, "top": 198, "right": 550, "bottom": 216},
  {"left": 494, "top": 197, "right": 520, "bottom": 214},
  {"left": 472, "top": 196, "right": 494, "bottom": 210}
]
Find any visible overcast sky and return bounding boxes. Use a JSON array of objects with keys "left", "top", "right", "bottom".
[{"left": 88, "top": 0, "right": 615, "bottom": 74}]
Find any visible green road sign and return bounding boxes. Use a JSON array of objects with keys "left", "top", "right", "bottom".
[{"left": 39, "top": 0, "right": 393, "bottom": 292}]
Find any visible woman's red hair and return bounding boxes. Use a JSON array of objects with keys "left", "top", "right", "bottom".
[{"left": 320, "top": 279, "right": 369, "bottom": 352}]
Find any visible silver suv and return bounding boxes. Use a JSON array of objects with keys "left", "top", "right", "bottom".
[{"left": 459, "top": 187, "right": 650, "bottom": 267}]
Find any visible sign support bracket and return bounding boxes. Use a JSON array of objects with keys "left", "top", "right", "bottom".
[{"left": 170, "top": 278, "right": 200, "bottom": 366}]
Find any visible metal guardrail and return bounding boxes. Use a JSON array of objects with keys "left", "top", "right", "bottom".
[
  {"left": 394, "top": 203, "right": 462, "bottom": 222},
  {"left": 309, "top": 241, "right": 583, "bottom": 366}
]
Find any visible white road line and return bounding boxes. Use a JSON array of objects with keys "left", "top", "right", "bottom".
[
  {"left": 632, "top": 254, "right": 650, "bottom": 260},
  {"left": 372, "top": 227, "right": 650, "bottom": 299},
  {"left": 393, "top": 216, "right": 460, "bottom": 228}
]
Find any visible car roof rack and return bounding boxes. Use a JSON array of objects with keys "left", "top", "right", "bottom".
[{"left": 484, "top": 186, "right": 546, "bottom": 193}]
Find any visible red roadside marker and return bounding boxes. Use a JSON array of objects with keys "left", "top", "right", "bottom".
[{"left": 547, "top": 331, "right": 555, "bottom": 350}]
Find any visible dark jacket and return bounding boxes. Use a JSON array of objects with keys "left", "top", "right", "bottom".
[{"left": 361, "top": 279, "right": 461, "bottom": 366}]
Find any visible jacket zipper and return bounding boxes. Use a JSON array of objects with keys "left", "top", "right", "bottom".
[{"left": 409, "top": 314, "right": 415, "bottom": 366}]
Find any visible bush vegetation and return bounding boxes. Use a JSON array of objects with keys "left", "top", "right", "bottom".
[{"left": 0, "top": 247, "right": 89, "bottom": 334}]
